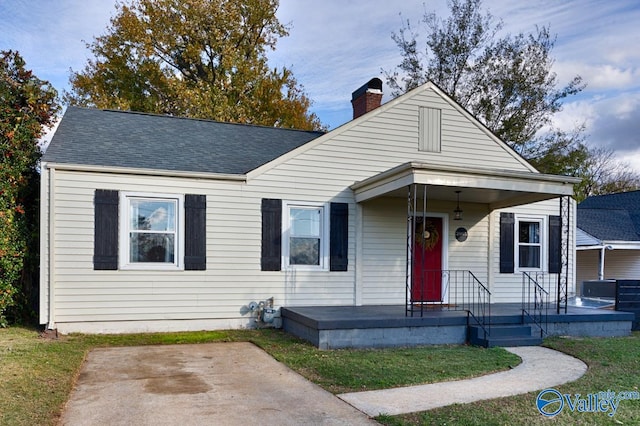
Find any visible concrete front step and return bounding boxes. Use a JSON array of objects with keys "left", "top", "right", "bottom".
[{"left": 469, "top": 325, "right": 543, "bottom": 347}]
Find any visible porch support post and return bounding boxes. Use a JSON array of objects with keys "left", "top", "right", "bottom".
[
  {"left": 406, "top": 184, "right": 431, "bottom": 317},
  {"left": 557, "top": 195, "right": 570, "bottom": 314},
  {"left": 406, "top": 185, "right": 415, "bottom": 316}
]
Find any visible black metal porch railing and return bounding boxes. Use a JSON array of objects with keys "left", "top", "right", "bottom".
[
  {"left": 522, "top": 271, "right": 549, "bottom": 338},
  {"left": 407, "top": 270, "right": 491, "bottom": 338}
]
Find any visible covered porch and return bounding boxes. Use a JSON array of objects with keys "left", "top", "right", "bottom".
[
  {"left": 290, "top": 162, "right": 600, "bottom": 348},
  {"left": 351, "top": 161, "right": 579, "bottom": 313}
]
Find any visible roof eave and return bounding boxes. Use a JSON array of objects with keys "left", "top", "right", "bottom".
[
  {"left": 43, "top": 162, "right": 247, "bottom": 182},
  {"left": 350, "top": 162, "right": 578, "bottom": 207}
]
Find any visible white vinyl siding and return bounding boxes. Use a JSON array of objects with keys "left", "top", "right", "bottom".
[
  {"left": 250, "top": 86, "right": 534, "bottom": 184},
  {"left": 577, "top": 249, "right": 640, "bottom": 284},
  {"left": 576, "top": 250, "right": 599, "bottom": 288},
  {"left": 47, "top": 169, "right": 356, "bottom": 327},
  {"left": 603, "top": 250, "right": 640, "bottom": 279},
  {"left": 361, "top": 198, "right": 406, "bottom": 304}
]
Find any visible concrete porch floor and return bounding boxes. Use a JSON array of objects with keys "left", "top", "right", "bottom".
[{"left": 281, "top": 303, "right": 634, "bottom": 349}]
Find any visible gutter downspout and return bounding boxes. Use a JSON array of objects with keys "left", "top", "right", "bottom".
[{"left": 598, "top": 245, "right": 613, "bottom": 281}]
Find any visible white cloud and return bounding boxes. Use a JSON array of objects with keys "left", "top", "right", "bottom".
[
  {"left": 615, "top": 148, "right": 640, "bottom": 174},
  {"left": 556, "top": 62, "right": 640, "bottom": 91},
  {"left": 551, "top": 100, "right": 597, "bottom": 132},
  {"left": 0, "top": 1, "right": 115, "bottom": 93}
]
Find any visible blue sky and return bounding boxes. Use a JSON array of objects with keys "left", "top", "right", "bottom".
[{"left": 1, "top": 0, "right": 639, "bottom": 169}]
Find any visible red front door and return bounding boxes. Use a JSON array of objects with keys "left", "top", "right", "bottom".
[{"left": 411, "top": 217, "right": 443, "bottom": 302}]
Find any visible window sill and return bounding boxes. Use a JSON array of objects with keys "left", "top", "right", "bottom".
[
  {"left": 284, "top": 266, "right": 329, "bottom": 272},
  {"left": 120, "top": 264, "right": 183, "bottom": 271}
]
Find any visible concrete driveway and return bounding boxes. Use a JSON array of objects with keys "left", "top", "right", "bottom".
[{"left": 60, "top": 342, "right": 377, "bottom": 425}]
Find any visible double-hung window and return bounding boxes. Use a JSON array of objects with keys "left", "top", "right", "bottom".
[
  {"left": 120, "top": 193, "right": 184, "bottom": 270},
  {"left": 260, "top": 199, "right": 348, "bottom": 272},
  {"left": 283, "top": 202, "right": 329, "bottom": 270},
  {"left": 516, "top": 217, "right": 544, "bottom": 270}
]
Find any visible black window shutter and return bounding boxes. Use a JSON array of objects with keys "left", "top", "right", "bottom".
[
  {"left": 184, "top": 194, "right": 206, "bottom": 270},
  {"left": 330, "top": 202, "right": 349, "bottom": 271},
  {"left": 548, "top": 215, "right": 561, "bottom": 274},
  {"left": 499, "top": 212, "right": 515, "bottom": 273},
  {"left": 94, "top": 189, "right": 119, "bottom": 270},
  {"left": 261, "top": 199, "right": 282, "bottom": 271}
]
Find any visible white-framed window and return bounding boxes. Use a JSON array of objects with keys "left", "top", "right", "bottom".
[
  {"left": 120, "top": 192, "right": 184, "bottom": 270},
  {"left": 515, "top": 216, "right": 545, "bottom": 271},
  {"left": 283, "top": 201, "right": 329, "bottom": 270}
]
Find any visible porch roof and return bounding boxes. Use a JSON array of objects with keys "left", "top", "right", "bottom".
[{"left": 350, "top": 162, "right": 580, "bottom": 209}]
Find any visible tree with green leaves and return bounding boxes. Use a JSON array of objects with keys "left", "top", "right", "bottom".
[
  {"left": 66, "top": 0, "right": 322, "bottom": 130},
  {"left": 385, "top": 0, "right": 640, "bottom": 198},
  {"left": 0, "top": 50, "right": 60, "bottom": 326},
  {"left": 386, "top": 0, "right": 584, "bottom": 151}
]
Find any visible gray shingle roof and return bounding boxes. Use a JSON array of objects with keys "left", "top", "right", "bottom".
[
  {"left": 577, "top": 191, "right": 640, "bottom": 242},
  {"left": 43, "top": 107, "right": 325, "bottom": 174}
]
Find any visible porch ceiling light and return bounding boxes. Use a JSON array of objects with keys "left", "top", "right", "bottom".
[{"left": 454, "top": 190, "right": 463, "bottom": 221}]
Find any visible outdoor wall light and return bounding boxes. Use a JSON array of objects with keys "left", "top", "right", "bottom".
[{"left": 453, "top": 190, "right": 463, "bottom": 221}]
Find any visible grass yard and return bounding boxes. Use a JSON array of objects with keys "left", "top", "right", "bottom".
[
  {"left": 2, "top": 326, "right": 638, "bottom": 425},
  {"left": 378, "top": 332, "right": 640, "bottom": 425},
  {"left": 1, "top": 326, "right": 517, "bottom": 425}
]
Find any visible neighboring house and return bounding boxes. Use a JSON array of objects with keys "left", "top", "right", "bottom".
[
  {"left": 40, "top": 78, "right": 579, "bottom": 334},
  {"left": 576, "top": 191, "right": 640, "bottom": 291}
]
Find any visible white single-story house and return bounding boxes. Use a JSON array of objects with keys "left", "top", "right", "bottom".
[
  {"left": 40, "top": 78, "right": 580, "bottom": 334},
  {"left": 576, "top": 191, "right": 640, "bottom": 294}
]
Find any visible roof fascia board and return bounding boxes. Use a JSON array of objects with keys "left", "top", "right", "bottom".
[
  {"left": 45, "top": 162, "right": 246, "bottom": 182},
  {"left": 577, "top": 242, "right": 640, "bottom": 250},
  {"left": 576, "top": 245, "right": 606, "bottom": 251},
  {"left": 601, "top": 241, "right": 640, "bottom": 248},
  {"left": 352, "top": 162, "right": 577, "bottom": 204}
]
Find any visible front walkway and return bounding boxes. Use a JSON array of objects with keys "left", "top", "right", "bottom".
[{"left": 338, "top": 346, "right": 587, "bottom": 416}]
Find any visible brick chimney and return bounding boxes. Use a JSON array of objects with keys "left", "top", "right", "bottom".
[{"left": 351, "top": 78, "right": 383, "bottom": 119}]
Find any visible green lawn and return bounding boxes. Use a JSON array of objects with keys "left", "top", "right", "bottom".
[
  {"left": 378, "top": 332, "right": 640, "bottom": 425},
  {"left": 1, "top": 326, "right": 638, "bottom": 425}
]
